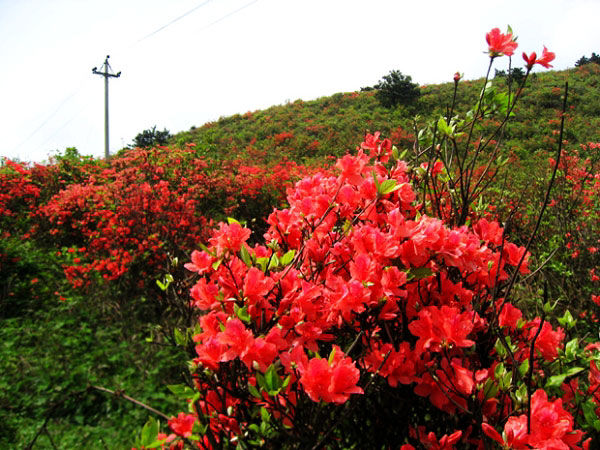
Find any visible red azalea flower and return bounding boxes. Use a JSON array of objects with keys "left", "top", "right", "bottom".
[
  {"left": 299, "top": 346, "right": 363, "bottom": 404},
  {"left": 536, "top": 46, "right": 555, "bottom": 68},
  {"left": 168, "top": 412, "right": 196, "bottom": 437},
  {"left": 486, "top": 27, "right": 518, "bottom": 57},
  {"left": 523, "top": 46, "right": 555, "bottom": 69}
]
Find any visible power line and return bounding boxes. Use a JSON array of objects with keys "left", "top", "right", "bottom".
[
  {"left": 136, "top": 0, "right": 213, "bottom": 43},
  {"left": 198, "top": 0, "right": 259, "bottom": 32},
  {"left": 12, "top": 0, "right": 262, "bottom": 162},
  {"left": 12, "top": 77, "right": 90, "bottom": 153}
]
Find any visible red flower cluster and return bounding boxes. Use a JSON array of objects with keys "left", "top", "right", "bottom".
[
  {"left": 33, "top": 145, "right": 311, "bottom": 291},
  {"left": 156, "top": 129, "right": 599, "bottom": 448}
]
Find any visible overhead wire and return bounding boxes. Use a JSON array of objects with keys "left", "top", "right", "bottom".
[
  {"left": 136, "top": 0, "right": 213, "bottom": 44},
  {"left": 197, "top": 0, "right": 259, "bottom": 32},
  {"left": 11, "top": 76, "right": 92, "bottom": 153},
  {"left": 11, "top": 0, "right": 262, "bottom": 161}
]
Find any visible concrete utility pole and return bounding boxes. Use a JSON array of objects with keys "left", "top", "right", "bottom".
[{"left": 92, "top": 55, "right": 121, "bottom": 159}]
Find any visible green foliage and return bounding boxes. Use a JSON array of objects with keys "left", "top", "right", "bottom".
[
  {"left": 373, "top": 70, "right": 421, "bottom": 108},
  {"left": 132, "top": 126, "right": 172, "bottom": 148},
  {"left": 575, "top": 52, "right": 600, "bottom": 67},
  {"left": 0, "top": 233, "right": 185, "bottom": 448},
  {"left": 494, "top": 67, "right": 526, "bottom": 83}
]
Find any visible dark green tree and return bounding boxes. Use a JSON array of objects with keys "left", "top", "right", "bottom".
[
  {"left": 132, "top": 126, "right": 171, "bottom": 148},
  {"left": 575, "top": 52, "right": 600, "bottom": 67},
  {"left": 373, "top": 70, "right": 420, "bottom": 108}
]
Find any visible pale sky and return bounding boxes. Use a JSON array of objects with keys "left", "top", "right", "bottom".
[{"left": 2, "top": 0, "right": 599, "bottom": 163}]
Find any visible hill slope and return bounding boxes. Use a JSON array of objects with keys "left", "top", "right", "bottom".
[{"left": 170, "top": 64, "right": 600, "bottom": 164}]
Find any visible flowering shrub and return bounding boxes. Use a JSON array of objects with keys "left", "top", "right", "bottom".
[
  {"left": 34, "top": 145, "right": 311, "bottom": 294},
  {"left": 134, "top": 28, "right": 600, "bottom": 450},
  {"left": 151, "top": 139, "right": 598, "bottom": 448}
]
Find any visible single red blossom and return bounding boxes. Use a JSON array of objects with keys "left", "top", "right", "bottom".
[
  {"left": 217, "top": 318, "right": 255, "bottom": 361},
  {"left": 168, "top": 412, "right": 196, "bottom": 437},
  {"left": 208, "top": 221, "right": 251, "bottom": 254},
  {"left": 486, "top": 27, "right": 518, "bottom": 57},
  {"left": 184, "top": 250, "right": 213, "bottom": 274},
  {"left": 190, "top": 278, "right": 219, "bottom": 310},
  {"left": 498, "top": 302, "right": 523, "bottom": 330},
  {"left": 299, "top": 346, "right": 363, "bottom": 404},
  {"left": 523, "top": 46, "right": 555, "bottom": 69},
  {"left": 195, "top": 337, "right": 226, "bottom": 370},
  {"left": 525, "top": 318, "right": 565, "bottom": 361},
  {"left": 536, "top": 46, "right": 555, "bottom": 68}
]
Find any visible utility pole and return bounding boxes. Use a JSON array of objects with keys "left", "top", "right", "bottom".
[{"left": 92, "top": 55, "right": 121, "bottom": 159}]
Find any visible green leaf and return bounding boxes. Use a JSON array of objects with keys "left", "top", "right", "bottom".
[
  {"left": 256, "top": 372, "right": 267, "bottom": 391},
  {"left": 260, "top": 407, "right": 271, "bottom": 424},
  {"left": 407, "top": 267, "right": 433, "bottom": 280},
  {"left": 268, "top": 253, "right": 280, "bottom": 270},
  {"left": 558, "top": 310, "right": 576, "bottom": 330},
  {"left": 378, "top": 179, "right": 401, "bottom": 196},
  {"left": 167, "top": 384, "right": 195, "bottom": 398},
  {"left": 437, "top": 117, "right": 453, "bottom": 136},
  {"left": 227, "top": 217, "right": 240, "bottom": 225},
  {"left": 140, "top": 417, "right": 160, "bottom": 447},
  {"left": 482, "top": 378, "right": 499, "bottom": 400},
  {"left": 514, "top": 383, "right": 527, "bottom": 406},
  {"left": 494, "top": 338, "right": 507, "bottom": 358},
  {"left": 248, "top": 383, "right": 261, "bottom": 398},
  {"left": 494, "top": 362, "right": 506, "bottom": 380},
  {"left": 565, "top": 338, "right": 578, "bottom": 360},
  {"left": 280, "top": 250, "right": 296, "bottom": 266},
  {"left": 156, "top": 279, "right": 166, "bottom": 291},
  {"left": 565, "top": 366, "right": 584, "bottom": 377},
  {"left": 328, "top": 347, "right": 337, "bottom": 364},
  {"left": 518, "top": 359, "right": 529, "bottom": 377},
  {"left": 240, "top": 245, "right": 253, "bottom": 267},
  {"left": 146, "top": 439, "right": 166, "bottom": 449},
  {"left": 545, "top": 367, "right": 583, "bottom": 389},
  {"left": 174, "top": 327, "right": 186, "bottom": 346},
  {"left": 264, "top": 364, "right": 281, "bottom": 393},
  {"left": 372, "top": 171, "right": 381, "bottom": 194},
  {"left": 234, "top": 304, "right": 251, "bottom": 324},
  {"left": 199, "top": 242, "right": 215, "bottom": 257},
  {"left": 256, "top": 257, "right": 269, "bottom": 272}
]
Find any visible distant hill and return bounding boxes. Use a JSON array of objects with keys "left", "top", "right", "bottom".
[{"left": 169, "top": 64, "right": 600, "bottom": 164}]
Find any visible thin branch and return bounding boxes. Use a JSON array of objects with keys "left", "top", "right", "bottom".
[
  {"left": 501, "top": 82, "right": 569, "bottom": 303},
  {"left": 90, "top": 385, "right": 170, "bottom": 421}
]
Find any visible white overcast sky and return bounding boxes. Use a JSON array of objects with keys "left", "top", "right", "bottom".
[{"left": 1, "top": 0, "right": 599, "bottom": 163}]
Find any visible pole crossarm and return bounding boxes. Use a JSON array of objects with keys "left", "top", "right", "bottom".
[
  {"left": 92, "top": 55, "right": 121, "bottom": 78},
  {"left": 92, "top": 55, "right": 121, "bottom": 159}
]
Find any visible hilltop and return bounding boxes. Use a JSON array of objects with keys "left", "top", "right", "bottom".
[{"left": 168, "top": 64, "right": 600, "bottom": 164}]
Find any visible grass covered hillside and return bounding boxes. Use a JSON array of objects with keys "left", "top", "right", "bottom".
[{"left": 171, "top": 64, "right": 600, "bottom": 164}]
